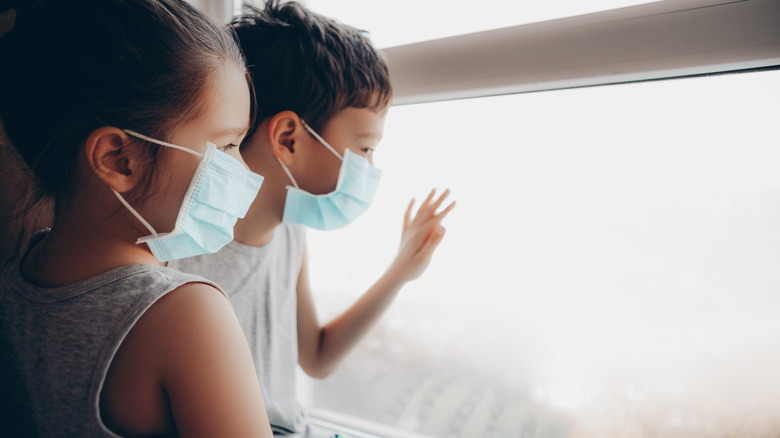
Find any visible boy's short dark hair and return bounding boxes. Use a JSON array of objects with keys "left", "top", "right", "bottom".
[{"left": 232, "top": 0, "right": 392, "bottom": 139}]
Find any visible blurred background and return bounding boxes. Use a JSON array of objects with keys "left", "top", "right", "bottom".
[{"left": 303, "top": 65, "right": 780, "bottom": 437}]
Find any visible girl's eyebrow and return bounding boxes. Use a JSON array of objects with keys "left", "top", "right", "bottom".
[{"left": 216, "top": 127, "right": 249, "bottom": 138}]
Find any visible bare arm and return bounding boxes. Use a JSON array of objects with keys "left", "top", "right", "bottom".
[
  {"left": 297, "top": 189, "right": 455, "bottom": 378},
  {"left": 163, "top": 284, "right": 272, "bottom": 437},
  {"left": 107, "top": 283, "right": 274, "bottom": 438}
]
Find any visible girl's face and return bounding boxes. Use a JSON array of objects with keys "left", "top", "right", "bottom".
[{"left": 138, "top": 63, "right": 252, "bottom": 234}]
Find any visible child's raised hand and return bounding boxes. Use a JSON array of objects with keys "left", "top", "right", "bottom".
[{"left": 388, "top": 189, "right": 455, "bottom": 283}]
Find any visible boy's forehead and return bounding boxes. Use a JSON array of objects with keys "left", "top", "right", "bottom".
[
  {"left": 334, "top": 105, "right": 388, "bottom": 123},
  {"left": 325, "top": 106, "right": 387, "bottom": 137}
]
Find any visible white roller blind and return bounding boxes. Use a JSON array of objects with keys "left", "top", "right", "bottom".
[{"left": 384, "top": 0, "right": 780, "bottom": 104}]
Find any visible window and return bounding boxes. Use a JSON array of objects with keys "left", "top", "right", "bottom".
[
  {"left": 304, "top": 68, "right": 780, "bottom": 437},
  {"left": 232, "top": 0, "right": 780, "bottom": 435}
]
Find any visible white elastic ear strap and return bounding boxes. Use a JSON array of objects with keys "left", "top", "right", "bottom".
[
  {"left": 277, "top": 157, "right": 300, "bottom": 189},
  {"left": 301, "top": 120, "right": 343, "bottom": 161},
  {"left": 111, "top": 189, "right": 158, "bottom": 239},
  {"left": 123, "top": 129, "right": 203, "bottom": 157}
]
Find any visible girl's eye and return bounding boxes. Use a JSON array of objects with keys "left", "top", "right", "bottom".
[
  {"left": 362, "top": 148, "right": 375, "bottom": 157},
  {"left": 219, "top": 143, "right": 239, "bottom": 152}
]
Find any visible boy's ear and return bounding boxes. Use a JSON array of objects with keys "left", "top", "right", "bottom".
[
  {"left": 84, "top": 126, "right": 138, "bottom": 193},
  {"left": 267, "top": 110, "right": 302, "bottom": 166}
]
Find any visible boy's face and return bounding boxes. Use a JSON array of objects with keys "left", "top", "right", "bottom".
[{"left": 293, "top": 106, "right": 387, "bottom": 195}]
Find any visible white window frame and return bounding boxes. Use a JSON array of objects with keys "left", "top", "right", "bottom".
[{"left": 383, "top": 0, "right": 780, "bottom": 105}]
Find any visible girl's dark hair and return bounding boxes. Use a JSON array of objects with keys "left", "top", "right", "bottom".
[
  {"left": 0, "top": 0, "right": 246, "bottom": 202},
  {"left": 232, "top": 0, "right": 392, "bottom": 138},
  {"left": 0, "top": 0, "right": 246, "bottom": 266}
]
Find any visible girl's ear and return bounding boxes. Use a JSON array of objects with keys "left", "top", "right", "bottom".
[
  {"left": 267, "top": 110, "right": 302, "bottom": 166},
  {"left": 83, "top": 127, "right": 139, "bottom": 193}
]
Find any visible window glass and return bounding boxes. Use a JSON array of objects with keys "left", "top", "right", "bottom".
[
  {"left": 305, "top": 69, "right": 780, "bottom": 437},
  {"left": 305, "top": 0, "right": 661, "bottom": 47}
]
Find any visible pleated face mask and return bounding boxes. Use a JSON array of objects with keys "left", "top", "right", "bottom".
[
  {"left": 277, "top": 120, "right": 382, "bottom": 231},
  {"left": 112, "top": 130, "right": 264, "bottom": 262}
]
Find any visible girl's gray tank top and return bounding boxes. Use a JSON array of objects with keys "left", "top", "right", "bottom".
[{"left": 0, "top": 230, "right": 224, "bottom": 437}]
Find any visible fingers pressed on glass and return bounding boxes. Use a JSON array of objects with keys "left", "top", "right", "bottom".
[
  {"left": 427, "top": 189, "right": 450, "bottom": 215},
  {"left": 435, "top": 200, "right": 456, "bottom": 220}
]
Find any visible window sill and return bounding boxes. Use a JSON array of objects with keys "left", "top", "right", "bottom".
[{"left": 308, "top": 409, "right": 434, "bottom": 438}]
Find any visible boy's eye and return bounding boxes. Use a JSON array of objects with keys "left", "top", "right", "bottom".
[
  {"left": 219, "top": 143, "right": 239, "bottom": 152},
  {"left": 362, "top": 147, "right": 375, "bottom": 157}
]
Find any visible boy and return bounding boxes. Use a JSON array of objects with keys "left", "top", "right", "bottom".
[{"left": 170, "top": 1, "right": 454, "bottom": 435}]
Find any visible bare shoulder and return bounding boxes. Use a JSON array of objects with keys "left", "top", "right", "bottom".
[
  {"left": 103, "top": 282, "right": 233, "bottom": 388},
  {"left": 101, "top": 282, "right": 240, "bottom": 436},
  {"left": 137, "top": 281, "right": 242, "bottom": 377},
  {"left": 130, "top": 281, "right": 271, "bottom": 436},
  {"left": 144, "top": 281, "right": 232, "bottom": 335}
]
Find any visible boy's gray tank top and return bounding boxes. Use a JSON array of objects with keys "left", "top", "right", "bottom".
[{"left": 0, "top": 230, "right": 224, "bottom": 437}]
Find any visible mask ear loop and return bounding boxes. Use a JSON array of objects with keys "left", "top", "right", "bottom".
[
  {"left": 123, "top": 129, "right": 204, "bottom": 158},
  {"left": 115, "top": 130, "right": 204, "bottom": 241},
  {"left": 278, "top": 120, "right": 344, "bottom": 189},
  {"left": 111, "top": 189, "right": 158, "bottom": 240},
  {"left": 277, "top": 157, "right": 300, "bottom": 189},
  {"left": 300, "top": 120, "right": 343, "bottom": 161}
]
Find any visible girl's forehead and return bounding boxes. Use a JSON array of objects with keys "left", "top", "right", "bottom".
[{"left": 170, "top": 64, "right": 251, "bottom": 146}]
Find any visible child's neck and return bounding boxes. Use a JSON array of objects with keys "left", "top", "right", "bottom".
[
  {"left": 233, "top": 176, "right": 287, "bottom": 247},
  {"left": 21, "top": 199, "right": 158, "bottom": 288},
  {"left": 232, "top": 131, "right": 293, "bottom": 247}
]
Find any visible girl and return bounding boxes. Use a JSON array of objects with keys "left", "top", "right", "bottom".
[{"left": 0, "top": 0, "right": 273, "bottom": 437}]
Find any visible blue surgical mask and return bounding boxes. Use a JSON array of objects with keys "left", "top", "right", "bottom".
[
  {"left": 112, "top": 130, "right": 264, "bottom": 262},
  {"left": 277, "top": 120, "right": 382, "bottom": 230}
]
